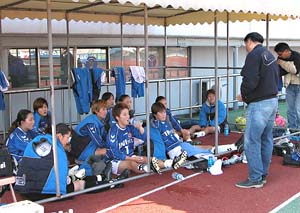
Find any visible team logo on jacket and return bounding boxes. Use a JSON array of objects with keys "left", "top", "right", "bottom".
[{"left": 15, "top": 174, "right": 26, "bottom": 186}]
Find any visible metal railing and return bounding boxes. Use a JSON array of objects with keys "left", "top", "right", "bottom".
[{"left": 1, "top": 72, "right": 245, "bottom": 139}]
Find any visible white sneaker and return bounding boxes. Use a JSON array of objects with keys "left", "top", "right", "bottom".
[
  {"left": 194, "top": 131, "right": 206, "bottom": 138},
  {"left": 68, "top": 165, "right": 79, "bottom": 176},
  {"left": 74, "top": 168, "right": 86, "bottom": 180},
  {"left": 242, "top": 152, "right": 248, "bottom": 164}
]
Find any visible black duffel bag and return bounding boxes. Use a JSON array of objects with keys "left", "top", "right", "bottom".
[{"left": 0, "top": 147, "right": 13, "bottom": 177}]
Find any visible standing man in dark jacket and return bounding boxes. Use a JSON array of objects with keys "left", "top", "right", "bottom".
[
  {"left": 274, "top": 42, "right": 300, "bottom": 129},
  {"left": 236, "top": 32, "right": 279, "bottom": 188}
]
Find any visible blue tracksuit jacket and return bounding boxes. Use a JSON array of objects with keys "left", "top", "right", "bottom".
[
  {"left": 33, "top": 111, "right": 51, "bottom": 134},
  {"left": 112, "top": 67, "right": 126, "bottom": 101},
  {"left": 6, "top": 127, "right": 37, "bottom": 163},
  {"left": 199, "top": 100, "right": 226, "bottom": 127},
  {"left": 0, "top": 71, "right": 9, "bottom": 110},
  {"left": 72, "top": 67, "right": 93, "bottom": 114},
  {"left": 14, "top": 134, "right": 68, "bottom": 195},
  {"left": 71, "top": 114, "right": 107, "bottom": 162}
]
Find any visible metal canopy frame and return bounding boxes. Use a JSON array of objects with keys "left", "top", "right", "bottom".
[{"left": 0, "top": 0, "right": 277, "bottom": 200}]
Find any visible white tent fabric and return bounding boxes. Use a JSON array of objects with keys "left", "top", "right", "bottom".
[{"left": 0, "top": 0, "right": 299, "bottom": 25}]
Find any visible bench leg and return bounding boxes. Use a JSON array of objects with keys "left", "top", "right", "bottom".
[{"left": 9, "top": 184, "right": 17, "bottom": 202}]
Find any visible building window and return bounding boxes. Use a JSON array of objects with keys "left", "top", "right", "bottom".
[
  {"left": 8, "top": 48, "right": 38, "bottom": 88},
  {"left": 39, "top": 48, "right": 75, "bottom": 87},
  {"left": 110, "top": 47, "right": 137, "bottom": 80},
  {"left": 139, "top": 47, "right": 164, "bottom": 79},
  {"left": 76, "top": 48, "right": 107, "bottom": 69},
  {"left": 166, "top": 47, "right": 189, "bottom": 78}
]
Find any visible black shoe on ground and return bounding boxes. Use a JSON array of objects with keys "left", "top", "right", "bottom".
[
  {"left": 235, "top": 179, "right": 263, "bottom": 188},
  {"left": 102, "top": 162, "right": 112, "bottom": 181},
  {"left": 114, "top": 169, "right": 130, "bottom": 188},
  {"left": 150, "top": 157, "right": 162, "bottom": 174},
  {"left": 262, "top": 175, "right": 267, "bottom": 184},
  {"left": 172, "top": 151, "right": 188, "bottom": 169}
]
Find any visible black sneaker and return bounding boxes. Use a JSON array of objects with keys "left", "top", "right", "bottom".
[
  {"left": 102, "top": 162, "right": 112, "bottom": 181},
  {"left": 262, "top": 175, "right": 267, "bottom": 184},
  {"left": 150, "top": 157, "right": 162, "bottom": 174},
  {"left": 114, "top": 169, "right": 130, "bottom": 188},
  {"left": 235, "top": 179, "right": 263, "bottom": 188},
  {"left": 172, "top": 151, "right": 188, "bottom": 170}
]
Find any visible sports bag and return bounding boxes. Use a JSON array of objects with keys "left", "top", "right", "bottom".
[{"left": 0, "top": 147, "right": 13, "bottom": 177}]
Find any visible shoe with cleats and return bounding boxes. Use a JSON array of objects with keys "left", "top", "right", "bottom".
[
  {"left": 172, "top": 151, "right": 188, "bottom": 169},
  {"left": 150, "top": 157, "right": 162, "bottom": 174}
]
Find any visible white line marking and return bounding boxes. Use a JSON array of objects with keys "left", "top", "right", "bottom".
[
  {"left": 97, "top": 172, "right": 203, "bottom": 213},
  {"left": 269, "top": 192, "right": 300, "bottom": 213}
]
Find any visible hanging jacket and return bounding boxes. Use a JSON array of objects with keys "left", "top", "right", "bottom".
[
  {"left": 130, "top": 66, "right": 145, "bottom": 98},
  {"left": 72, "top": 67, "right": 93, "bottom": 114},
  {"left": 0, "top": 71, "right": 9, "bottom": 110},
  {"left": 112, "top": 67, "right": 126, "bottom": 101}
]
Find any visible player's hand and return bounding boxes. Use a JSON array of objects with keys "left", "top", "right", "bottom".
[
  {"left": 132, "top": 156, "right": 145, "bottom": 164},
  {"left": 236, "top": 94, "right": 243, "bottom": 102}
]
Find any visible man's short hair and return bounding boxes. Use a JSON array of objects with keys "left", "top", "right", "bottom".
[
  {"left": 244, "top": 32, "right": 264, "bottom": 44},
  {"left": 112, "top": 103, "right": 129, "bottom": 121},
  {"left": 274, "top": 42, "right": 291, "bottom": 53},
  {"left": 206, "top": 89, "right": 216, "bottom": 98},
  {"left": 151, "top": 102, "right": 166, "bottom": 115}
]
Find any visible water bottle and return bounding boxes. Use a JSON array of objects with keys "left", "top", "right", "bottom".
[
  {"left": 208, "top": 156, "right": 214, "bottom": 170},
  {"left": 172, "top": 172, "right": 184, "bottom": 180},
  {"left": 130, "top": 118, "right": 142, "bottom": 128},
  {"left": 224, "top": 124, "right": 229, "bottom": 136}
]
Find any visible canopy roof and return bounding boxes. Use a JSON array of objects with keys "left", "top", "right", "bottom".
[{"left": 0, "top": 0, "right": 299, "bottom": 26}]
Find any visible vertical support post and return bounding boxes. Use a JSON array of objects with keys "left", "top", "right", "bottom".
[
  {"left": 164, "top": 18, "right": 168, "bottom": 98},
  {"left": 144, "top": 4, "right": 150, "bottom": 171},
  {"left": 66, "top": 13, "right": 72, "bottom": 126},
  {"left": 266, "top": 14, "right": 270, "bottom": 50},
  {"left": 120, "top": 15, "right": 124, "bottom": 67},
  {"left": 214, "top": 11, "right": 219, "bottom": 154},
  {"left": 47, "top": 0, "right": 60, "bottom": 197},
  {"left": 226, "top": 12, "right": 230, "bottom": 119}
]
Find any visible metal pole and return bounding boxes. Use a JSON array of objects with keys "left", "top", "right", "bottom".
[
  {"left": 233, "top": 46, "right": 239, "bottom": 110},
  {"left": 144, "top": 5, "right": 150, "bottom": 171},
  {"left": 164, "top": 18, "right": 167, "bottom": 98},
  {"left": 66, "top": 13, "right": 72, "bottom": 127},
  {"left": 120, "top": 15, "right": 124, "bottom": 67},
  {"left": 226, "top": 12, "right": 230, "bottom": 120},
  {"left": 214, "top": 11, "right": 219, "bottom": 154},
  {"left": 266, "top": 14, "right": 270, "bottom": 50},
  {"left": 46, "top": 0, "right": 60, "bottom": 197},
  {"left": 0, "top": 11, "right": 6, "bottom": 139}
]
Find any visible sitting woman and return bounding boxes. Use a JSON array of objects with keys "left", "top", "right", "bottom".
[
  {"left": 102, "top": 92, "right": 116, "bottom": 130},
  {"left": 105, "top": 103, "right": 176, "bottom": 175},
  {"left": 151, "top": 102, "right": 212, "bottom": 166},
  {"left": 118, "top": 94, "right": 135, "bottom": 119},
  {"left": 33, "top": 97, "right": 51, "bottom": 134},
  {"left": 69, "top": 100, "right": 108, "bottom": 165},
  {"left": 14, "top": 123, "right": 126, "bottom": 201},
  {"left": 6, "top": 109, "right": 37, "bottom": 165},
  {"left": 189, "top": 89, "right": 227, "bottom": 137},
  {"left": 155, "top": 96, "right": 190, "bottom": 141}
]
